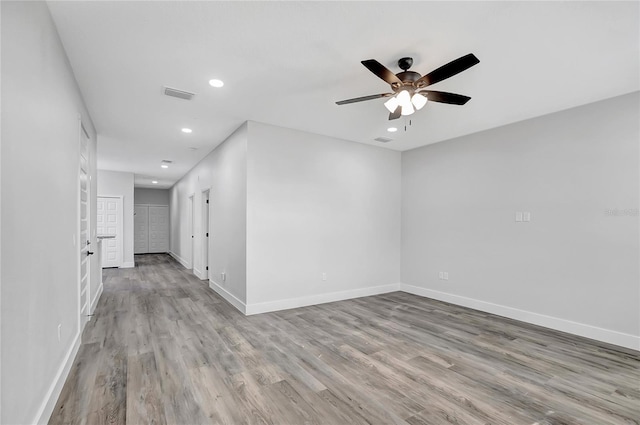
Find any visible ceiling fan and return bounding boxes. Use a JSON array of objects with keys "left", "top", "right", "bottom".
[{"left": 336, "top": 53, "right": 480, "bottom": 120}]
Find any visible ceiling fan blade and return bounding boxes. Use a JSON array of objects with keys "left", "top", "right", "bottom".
[
  {"left": 388, "top": 105, "right": 401, "bottom": 120},
  {"left": 419, "top": 90, "right": 471, "bottom": 105},
  {"left": 416, "top": 53, "right": 480, "bottom": 87},
  {"left": 335, "top": 93, "right": 393, "bottom": 105},
  {"left": 361, "top": 60, "right": 403, "bottom": 86}
]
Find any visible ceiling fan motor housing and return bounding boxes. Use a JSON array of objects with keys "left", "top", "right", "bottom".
[{"left": 391, "top": 71, "right": 422, "bottom": 93}]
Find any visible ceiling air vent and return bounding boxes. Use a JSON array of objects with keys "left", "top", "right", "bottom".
[
  {"left": 374, "top": 137, "right": 393, "bottom": 143},
  {"left": 163, "top": 86, "right": 195, "bottom": 100}
]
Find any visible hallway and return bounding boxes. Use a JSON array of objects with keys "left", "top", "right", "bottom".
[{"left": 49, "top": 255, "right": 639, "bottom": 424}]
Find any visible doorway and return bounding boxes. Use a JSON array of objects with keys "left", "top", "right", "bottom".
[{"left": 201, "top": 190, "right": 210, "bottom": 280}]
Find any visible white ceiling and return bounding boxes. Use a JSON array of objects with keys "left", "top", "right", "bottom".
[{"left": 48, "top": 1, "right": 639, "bottom": 189}]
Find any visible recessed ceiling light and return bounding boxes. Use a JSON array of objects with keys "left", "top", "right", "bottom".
[
  {"left": 161, "top": 164, "right": 169, "bottom": 169},
  {"left": 209, "top": 79, "right": 224, "bottom": 88},
  {"left": 181, "top": 128, "right": 192, "bottom": 133},
  {"left": 387, "top": 127, "right": 398, "bottom": 132},
  {"left": 152, "top": 180, "right": 158, "bottom": 184}
]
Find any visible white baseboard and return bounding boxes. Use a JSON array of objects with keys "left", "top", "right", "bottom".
[
  {"left": 120, "top": 261, "right": 135, "bottom": 269},
  {"left": 90, "top": 281, "right": 103, "bottom": 314},
  {"left": 169, "top": 251, "right": 190, "bottom": 269},
  {"left": 193, "top": 267, "right": 203, "bottom": 279},
  {"left": 245, "top": 283, "right": 401, "bottom": 316},
  {"left": 400, "top": 283, "right": 640, "bottom": 351},
  {"left": 32, "top": 331, "right": 81, "bottom": 425},
  {"left": 209, "top": 279, "right": 247, "bottom": 314}
]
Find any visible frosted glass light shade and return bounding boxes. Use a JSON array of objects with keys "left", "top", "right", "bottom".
[
  {"left": 384, "top": 96, "right": 400, "bottom": 113},
  {"left": 396, "top": 90, "right": 412, "bottom": 108},
  {"left": 411, "top": 93, "right": 428, "bottom": 110},
  {"left": 401, "top": 104, "right": 415, "bottom": 116}
]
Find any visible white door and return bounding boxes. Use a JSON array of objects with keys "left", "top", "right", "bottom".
[
  {"left": 149, "top": 206, "right": 169, "bottom": 253},
  {"left": 79, "top": 126, "right": 91, "bottom": 328},
  {"left": 134, "top": 205, "right": 149, "bottom": 254},
  {"left": 97, "top": 197, "right": 123, "bottom": 268},
  {"left": 201, "top": 191, "right": 209, "bottom": 280}
]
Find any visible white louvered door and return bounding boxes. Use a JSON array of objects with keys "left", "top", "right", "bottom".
[
  {"left": 149, "top": 206, "right": 169, "bottom": 253},
  {"left": 134, "top": 205, "right": 149, "bottom": 254}
]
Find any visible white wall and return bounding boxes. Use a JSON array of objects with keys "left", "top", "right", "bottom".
[
  {"left": 401, "top": 92, "right": 640, "bottom": 349},
  {"left": 170, "top": 121, "right": 401, "bottom": 313},
  {"left": 1, "top": 2, "right": 98, "bottom": 423},
  {"left": 98, "top": 169, "right": 134, "bottom": 267},
  {"left": 246, "top": 122, "right": 401, "bottom": 312},
  {"left": 135, "top": 188, "right": 170, "bottom": 205},
  {"left": 170, "top": 124, "right": 248, "bottom": 304}
]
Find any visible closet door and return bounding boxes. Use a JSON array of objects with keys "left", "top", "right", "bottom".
[
  {"left": 134, "top": 205, "right": 149, "bottom": 254},
  {"left": 149, "top": 206, "right": 169, "bottom": 253}
]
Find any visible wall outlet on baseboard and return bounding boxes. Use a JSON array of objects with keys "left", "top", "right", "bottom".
[
  {"left": 221, "top": 272, "right": 226, "bottom": 282},
  {"left": 57, "top": 324, "right": 62, "bottom": 342}
]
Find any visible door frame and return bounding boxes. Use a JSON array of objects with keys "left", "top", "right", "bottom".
[
  {"left": 78, "top": 121, "right": 92, "bottom": 330},
  {"left": 188, "top": 194, "right": 195, "bottom": 270},
  {"left": 200, "top": 189, "right": 210, "bottom": 280},
  {"left": 97, "top": 195, "right": 124, "bottom": 268}
]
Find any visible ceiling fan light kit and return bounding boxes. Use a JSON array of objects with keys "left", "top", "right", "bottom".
[{"left": 336, "top": 53, "right": 479, "bottom": 120}]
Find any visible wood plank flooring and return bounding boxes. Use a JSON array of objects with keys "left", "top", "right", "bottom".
[{"left": 49, "top": 254, "right": 640, "bottom": 424}]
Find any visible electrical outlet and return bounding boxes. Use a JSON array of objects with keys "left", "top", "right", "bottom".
[
  {"left": 57, "top": 324, "right": 62, "bottom": 342},
  {"left": 221, "top": 272, "right": 226, "bottom": 282},
  {"left": 322, "top": 273, "right": 327, "bottom": 281}
]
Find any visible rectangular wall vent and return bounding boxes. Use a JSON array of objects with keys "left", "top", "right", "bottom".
[
  {"left": 163, "top": 86, "right": 195, "bottom": 100},
  {"left": 374, "top": 137, "right": 393, "bottom": 143}
]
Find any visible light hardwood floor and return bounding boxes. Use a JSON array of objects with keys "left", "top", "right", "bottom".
[{"left": 49, "top": 254, "right": 639, "bottom": 424}]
